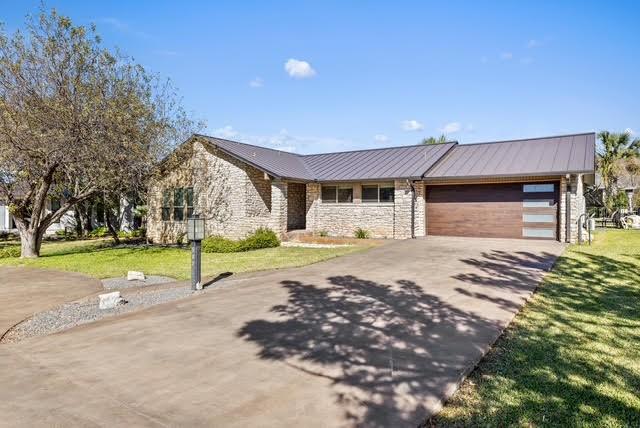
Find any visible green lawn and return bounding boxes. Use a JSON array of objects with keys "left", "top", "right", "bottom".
[
  {"left": 0, "top": 239, "right": 367, "bottom": 279},
  {"left": 432, "top": 229, "right": 640, "bottom": 427}
]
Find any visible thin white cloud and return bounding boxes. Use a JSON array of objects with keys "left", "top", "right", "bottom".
[
  {"left": 249, "top": 77, "right": 264, "bottom": 88},
  {"left": 441, "top": 122, "right": 462, "bottom": 134},
  {"left": 625, "top": 128, "right": 635, "bottom": 135},
  {"left": 401, "top": 120, "right": 424, "bottom": 131},
  {"left": 500, "top": 52, "right": 513, "bottom": 60},
  {"left": 284, "top": 58, "right": 317, "bottom": 79},
  {"left": 213, "top": 125, "right": 238, "bottom": 139},
  {"left": 527, "top": 39, "right": 542, "bottom": 48},
  {"left": 374, "top": 134, "right": 389, "bottom": 144},
  {"left": 99, "top": 17, "right": 151, "bottom": 39}
]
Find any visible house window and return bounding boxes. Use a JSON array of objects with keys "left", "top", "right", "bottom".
[
  {"left": 50, "top": 198, "right": 61, "bottom": 213},
  {"left": 362, "top": 183, "right": 395, "bottom": 203},
  {"left": 523, "top": 183, "right": 554, "bottom": 193},
  {"left": 162, "top": 187, "right": 195, "bottom": 221},
  {"left": 321, "top": 185, "right": 353, "bottom": 203},
  {"left": 185, "top": 187, "right": 194, "bottom": 218},
  {"left": 173, "top": 188, "right": 185, "bottom": 221},
  {"left": 337, "top": 186, "right": 353, "bottom": 203},
  {"left": 321, "top": 186, "right": 337, "bottom": 202},
  {"left": 161, "top": 190, "right": 171, "bottom": 221}
]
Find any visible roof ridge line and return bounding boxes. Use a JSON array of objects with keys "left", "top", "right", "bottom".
[
  {"left": 459, "top": 132, "right": 595, "bottom": 147},
  {"left": 302, "top": 141, "right": 458, "bottom": 157}
]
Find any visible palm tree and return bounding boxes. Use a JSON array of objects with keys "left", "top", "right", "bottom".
[
  {"left": 422, "top": 134, "right": 447, "bottom": 145},
  {"left": 597, "top": 131, "right": 640, "bottom": 212}
]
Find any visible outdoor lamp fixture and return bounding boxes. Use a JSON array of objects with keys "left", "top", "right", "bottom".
[{"left": 187, "top": 214, "right": 205, "bottom": 290}]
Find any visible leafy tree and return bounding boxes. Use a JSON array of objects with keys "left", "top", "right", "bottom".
[
  {"left": 597, "top": 131, "right": 639, "bottom": 213},
  {"left": 0, "top": 8, "right": 201, "bottom": 257},
  {"left": 422, "top": 134, "right": 448, "bottom": 145}
]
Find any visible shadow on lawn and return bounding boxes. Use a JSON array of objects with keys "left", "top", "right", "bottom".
[
  {"left": 236, "top": 250, "right": 561, "bottom": 427},
  {"left": 430, "top": 250, "right": 640, "bottom": 427}
]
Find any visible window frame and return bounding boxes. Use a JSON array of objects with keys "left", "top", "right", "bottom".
[
  {"left": 523, "top": 183, "right": 555, "bottom": 193},
  {"left": 361, "top": 182, "right": 395, "bottom": 203},
  {"left": 161, "top": 189, "right": 172, "bottom": 221},
  {"left": 320, "top": 185, "right": 354, "bottom": 204}
]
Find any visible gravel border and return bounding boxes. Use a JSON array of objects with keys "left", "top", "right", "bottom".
[
  {"left": 2, "top": 284, "right": 200, "bottom": 344},
  {"left": 102, "top": 275, "right": 176, "bottom": 290}
]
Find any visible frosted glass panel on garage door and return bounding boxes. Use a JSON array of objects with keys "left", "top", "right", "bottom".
[{"left": 523, "top": 228, "right": 555, "bottom": 238}]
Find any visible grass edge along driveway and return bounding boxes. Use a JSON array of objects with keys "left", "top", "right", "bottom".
[
  {"left": 0, "top": 239, "right": 371, "bottom": 279},
  {"left": 430, "top": 229, "right": 640, "bottom": 428}
]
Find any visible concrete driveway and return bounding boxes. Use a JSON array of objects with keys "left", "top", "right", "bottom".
[
  {"left": 0, "top": 237, "right": 564, "bottom": 427},
  {"left": 0, "top": 266, "right": 102, "bottom": 336}
]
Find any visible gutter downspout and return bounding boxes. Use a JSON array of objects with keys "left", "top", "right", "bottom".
[{"left": 407, "top": 179, "right": 415, "bottom": 239}]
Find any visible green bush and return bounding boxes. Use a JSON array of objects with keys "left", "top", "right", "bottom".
[
  {"left": 354, "top": 228, "right": 371, "bottom": 239},
  {"left": 318, "top": 230, "right": 329, "bottom": 237},
  {"left": 0, "top": 245, "right": 20, "bottom": 258},
  {"left": 238, "top": 227, "right": 280, "bottom": 251},
  {"left": 202, "top": 235, "right": 240, "bottom": 253},
  {"left": 88, "top": 226, "right": 108, "bottom": 238},
  {"left": 202, "top": 228, "right": 280, "bottom": 253}
]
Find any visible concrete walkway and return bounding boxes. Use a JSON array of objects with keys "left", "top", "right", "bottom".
[
  {"left": 0, "top": 237, "right": 564, "bottom": 427},
  {"left": 0, "top": 267, "right": 103, "bottom": 336}
]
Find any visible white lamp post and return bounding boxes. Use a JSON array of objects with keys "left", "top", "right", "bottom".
[{"left": 187, "top": 214, "right": 205, "bottom": 290}]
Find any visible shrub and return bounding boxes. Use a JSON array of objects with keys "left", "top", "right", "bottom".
[
  {"left": 88, "top": 226, "right": 108, "bottom": 238},
  {"left": 238, "top": 227, "right": 280, "bottom": 251},
  {"left": 354, "top": 228, "right": 370, "bottom": 239},
  {"left": 202, "top": 228, "right": 280, "bottom": 253},
  {"left": 202, "top": 235, "right": 240, "bottom": 253},
  {"left": 318, "top": 230, "right": 329, "bottom": 237},
  {"left": 0, "top": 245, "right": 20, "bottom": 258},
  {"left": 176, "top": 232, "right": 186, "bottom": 246}
]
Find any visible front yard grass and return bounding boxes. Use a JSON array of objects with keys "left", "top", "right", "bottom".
[
  {"left": 0, "top": 239, "right": 369, "bottom": 279},
  {"left": 431, "top": 229, "right": 640, "bottom": 427}
]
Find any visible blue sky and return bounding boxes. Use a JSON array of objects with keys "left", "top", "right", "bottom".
[{"left": 3, "top": 1, "right": 639, "bottom": 153}]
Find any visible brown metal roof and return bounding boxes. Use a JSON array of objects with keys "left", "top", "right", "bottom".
[
  {"left": 193, "top": 132, "right": 595, "bottom": 182},
  {"left": 424, "top": 133, "right": 596, "bottom": 180},
  {"left": 303, "top": 143, "right": 456, "bottom": 181},
  {"left": 197, "top": 135, "right": 315, "bottom": 180}
]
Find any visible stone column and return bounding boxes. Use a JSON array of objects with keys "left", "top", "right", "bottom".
[
  {"left": 270, "top": 180, "right": 288, "bottom": 237},
  {"left": 414, "top": 183, "right": 426, "bottom": 237},
  {"left": 393, "top": 179, "right": 413, "bottom": 239},
  {"left": 559, "top": 176, "right": 567, "bottom": 242},
  {"left": 305, "top": 183, "right": 321, "bottom": 234}
]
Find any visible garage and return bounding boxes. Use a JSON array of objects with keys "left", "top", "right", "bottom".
[{"left": 425, "top": 182, "right": 559, "bottom": 240}]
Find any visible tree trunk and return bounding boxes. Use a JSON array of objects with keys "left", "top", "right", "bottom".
[
  {"left": 105, "top": 212, "right": 120, "bottom": 244},
  {"left": 19, "top": 229, "right": 42, "bottom": 258}
]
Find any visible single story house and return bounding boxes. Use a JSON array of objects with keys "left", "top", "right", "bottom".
[{"left": 148, "top": 132, "right": 595, "bottom": 244}]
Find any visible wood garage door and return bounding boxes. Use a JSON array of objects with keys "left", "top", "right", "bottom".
[{"left": 425, "top": 182, "right": 559, "bottom": 240}]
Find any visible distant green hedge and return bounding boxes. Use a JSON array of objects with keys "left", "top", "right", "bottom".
[
  {"left": 202, "top": 228, "right": 280, "bottom": 253},
  {"left": 0, "top": 245, "right": 20, "bottom": 258}
]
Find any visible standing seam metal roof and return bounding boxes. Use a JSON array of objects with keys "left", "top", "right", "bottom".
[
  {"left": 194, "top": 132, "right": 595, "bottom": 182},
  {"left": 424, "top": 133, "right": 595, "bottom": 179}
]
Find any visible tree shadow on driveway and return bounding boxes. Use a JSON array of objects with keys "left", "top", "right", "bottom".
[{"left": 237, "top": 275, "right": 506, "bottom": 427}]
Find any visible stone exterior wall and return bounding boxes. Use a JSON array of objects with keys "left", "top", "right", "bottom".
[
  {"left": 558, "top": 174, "right": 586, "bottom": 243},
  {"left": 147, "top": 140, "right": 287, "bottom": 243},
  {"left": 287, "top": 182, "right": 306, "bottom": 230},
  {"left": 305, "top": 181, "right": 415, "bottom": 239}
]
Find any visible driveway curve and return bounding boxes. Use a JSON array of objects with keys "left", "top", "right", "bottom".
[
  {"left": 0, "top": 266, "right": 103, "bottom": 336},
  {"left": 0, "top": 237, "right": 564, "bottom": 427}
]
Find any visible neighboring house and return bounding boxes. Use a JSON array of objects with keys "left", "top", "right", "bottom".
[
  {"left": 0, "top": 197, "right": 137, "bottom": 235},
  {"left": 148, "top": 132, "right": 596, "bottom": 244}
]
